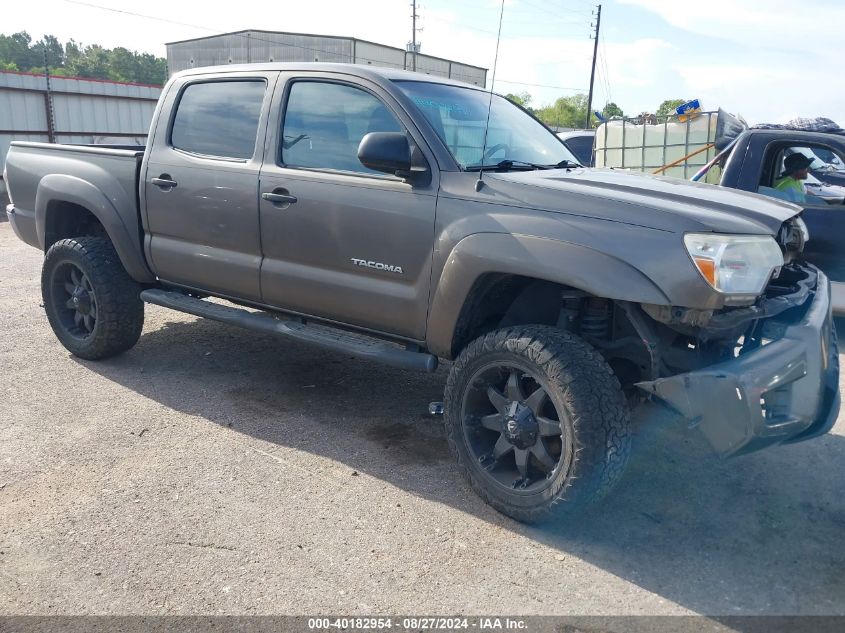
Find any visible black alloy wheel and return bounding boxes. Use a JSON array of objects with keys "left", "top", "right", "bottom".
[
  {"left": 42, "top": 237, "right": 144, "bottom": 360},
  {"left": 49, "top": 261, "right": 99, "bottom": 340},
  {"left": 461, "top": 362, "right": 572, "bottom": 494},
  {"left": 444, "top": 326, "right": 631, "bottom": 523}
]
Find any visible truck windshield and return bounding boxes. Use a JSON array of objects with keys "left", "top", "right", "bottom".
[{"left": 394, "top": 80, "right": 579, "bottom": 170}]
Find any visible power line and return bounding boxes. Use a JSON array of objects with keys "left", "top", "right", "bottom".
[
  {"left": 495, "top": 79, "right": 586, "bottom": 92},
  {"left": 519, "top": 0, "right": 594, "bottom": 20},
  {"left": 595, "top": 49, "right": 608, "bottom": 108},
  {"left": 417, "top": 14, "right": 592, "bottom": 90},
  {"left": 599, "top": 33, "right": 613, "bottom": 101},
  {"left": 425, "top": 0, "right": 500, "bottom": 10},
  {"left": 422, "top": 13, "right": 595, "bottom": 67},
  {"left": 594, "top": 35, "right": 609, "bottom": 107},
  {"left": 422, "top": 14, "right": 501, "bottom": 36},
  {"left": 62, "top": 0, "right": 412, "bottom": 68},
  {"left": 65, "top": 1, "right": 221, "bottom": 35},
  {"left": 62, "top": 0, "right": 584, "bottom": 93},
  {"left": 601, "top": 63, "right": 613, "bottom": 105},
  {"left": 426, "top": 0, "right": 589, "bottom": 27},
  {"left": 427, "top": 0, "right": 591, "bottom": 20},
  {"left": 422, "top": 13, "right": 586, "bottom": 39},
  {"left": 501, "top": 14, "right": 586, "bottom": 28},
  {"left": 566, "top": 0, "right": 601, "bottom": 11}
]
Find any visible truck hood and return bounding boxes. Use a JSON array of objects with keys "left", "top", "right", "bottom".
[{"left": 487, "top": 167, "right": 799, "bottom": 235}]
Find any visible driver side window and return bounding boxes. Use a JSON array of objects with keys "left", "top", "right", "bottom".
[
  {"left": 281, "top": 81, "right": 403, "bottom": 175},
  {"left": 757, "top": 144, "right": 845, "bottom": 208}
]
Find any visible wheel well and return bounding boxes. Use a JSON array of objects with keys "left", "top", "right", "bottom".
[
  {"left": 450, "top": 274, "right": 653, "bottom": 389},
  {"left": 44, "top": 201, "right": 106, "bottom": 251},
  {"left": 451, "top": 274, "right": 573, "bottom": 357}
]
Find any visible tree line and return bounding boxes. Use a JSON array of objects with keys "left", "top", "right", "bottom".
[
  {"left": 0, "top": 32, "right": 167, "bottom": 85},
  {"left": 505, "top": 92, "right": 688, "bottom": 129}
]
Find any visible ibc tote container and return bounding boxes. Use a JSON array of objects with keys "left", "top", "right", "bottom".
[{"left": 594, "top": 112, "right": 719, "bottom": 182}]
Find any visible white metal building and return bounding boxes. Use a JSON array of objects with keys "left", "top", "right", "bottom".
[
  {"left": 0, "top": 70, "right": 161, "bottom": 189},
  {"left": 166, "top": 30, "right": 487, "bottom": 87}
]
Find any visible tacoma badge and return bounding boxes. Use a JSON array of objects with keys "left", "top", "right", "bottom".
[{"left": 350, "top": 258, "right": 404, "bottom": 274}]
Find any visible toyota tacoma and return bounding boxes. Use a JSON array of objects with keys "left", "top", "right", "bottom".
[{"left": 4, "top": 63, "right": 839, "bottom": 522}]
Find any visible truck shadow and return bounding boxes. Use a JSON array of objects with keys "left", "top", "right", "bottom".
[{"left": 77, "top": 315, "right": 845, "bottom": 615}]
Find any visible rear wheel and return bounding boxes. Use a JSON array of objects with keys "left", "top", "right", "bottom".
[
  {"left": 444, "top": 325, "right": 630, "bottom": 523},
  {"left": 42, "top": 237, "right": 144, "bottom": 360}
]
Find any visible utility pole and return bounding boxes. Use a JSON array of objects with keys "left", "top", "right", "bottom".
[
  {"left": 585, "top": 4, "right": 602, "bottom": 129},
  {"left": 43, "top": 48, "right": 56, "bottom": 143},
  {"left": 410, "top": 0, "right": 420, "bottom": 72}
]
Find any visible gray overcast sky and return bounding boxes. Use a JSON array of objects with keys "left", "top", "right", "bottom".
[{"left": 5, "top": 0, "right": 843, "bottom": 124}]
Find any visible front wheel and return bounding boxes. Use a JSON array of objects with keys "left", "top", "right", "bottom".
[
  {"left": 444, "top": 326, "right": 631, "bottom": 523},
  {"left": 42, "top": 237, "right": 144, "bottom": 360}
]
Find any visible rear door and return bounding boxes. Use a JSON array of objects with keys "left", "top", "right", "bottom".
[
  {"left": 142, "top": 72, "right": 277, "bottom": 300},
  {"left": 257, "top": 73, "right": 439, "bottom": 340}
]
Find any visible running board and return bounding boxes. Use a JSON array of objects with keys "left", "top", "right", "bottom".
[{"left": 140, "top": 289, "right": 438, "bottom": 373}]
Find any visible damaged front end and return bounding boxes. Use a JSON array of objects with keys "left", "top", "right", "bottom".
[{"left": 637, "top": 262, "right": 840, "bottom": 456}]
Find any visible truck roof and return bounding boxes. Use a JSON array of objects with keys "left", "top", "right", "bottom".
[
  {"left": 171, "top": 62, "right": 482, "bottom": 90},
  {"left": 745, "top": 129, "right": 845, "bottom": 142}
]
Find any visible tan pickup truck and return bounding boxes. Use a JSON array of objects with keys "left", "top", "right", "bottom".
[{"left": 4, "top": 63, "right": 839, "bottom": 522}]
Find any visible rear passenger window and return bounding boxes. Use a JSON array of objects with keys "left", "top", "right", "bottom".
[
  {"left": 171, "top": 80, "right": 266, "bottom": 159},
  {"left": 281, "top": 81, "right": 403, "bottom": 174}
]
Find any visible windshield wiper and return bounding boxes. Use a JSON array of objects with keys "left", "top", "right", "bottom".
[
  {"left": 465, "top": 158, "right": 583, "bottom": 172},
  {"left": 552, "top": 159, "right": 582, "bottom": 168},
  {"left": 465, "top": 159, "right": 550, "bottom": 172}
]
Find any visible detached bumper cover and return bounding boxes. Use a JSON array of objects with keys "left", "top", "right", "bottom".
[{"left": 638, "top": 265, "right": 840, "bottom": 456}]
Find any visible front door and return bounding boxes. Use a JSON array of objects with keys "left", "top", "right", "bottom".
[
  {"left": 143, "top": 73, "right": 276, "bottom": 300},
  {"left": 258, "top": 75, "right": 438, "bottom": 340}
]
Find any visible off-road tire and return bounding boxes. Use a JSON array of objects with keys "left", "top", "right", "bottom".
[
  {"left": 42, "top": 237, "right": 144, "bottom": 360},
  {"left": 444, "top": 325, "right": 631, "bottom": 523}
]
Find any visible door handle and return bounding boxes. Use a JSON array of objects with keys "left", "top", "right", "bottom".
[
  {"left": 262, "top": 191, "right": 298, "bottom": 205},
  {"left": 151, "top": 176, "right": 178, "bottom": 189}
]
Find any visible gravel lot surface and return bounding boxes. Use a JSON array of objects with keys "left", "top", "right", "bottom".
[{"left": 1, "top": 219, "right": 844, "bottom": 616}]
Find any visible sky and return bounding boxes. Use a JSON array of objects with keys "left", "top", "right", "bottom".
[{"left": 4, "top": 0, "right": 842, "bottom": 125}]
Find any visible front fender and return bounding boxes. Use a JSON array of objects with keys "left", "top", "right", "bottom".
[
  {"left": 425, "top": 232, "right": 670, "bottom": 358},
  {"left": 34, "top": 173, "right": 154, "bottom": 283}
]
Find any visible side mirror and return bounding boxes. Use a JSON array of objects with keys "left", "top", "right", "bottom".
[{"left": 358, "top": 132, "right": 412, "bottom": 176}]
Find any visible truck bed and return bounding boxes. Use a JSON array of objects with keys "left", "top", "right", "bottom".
[{"left": 4, "top": 142, "right": 145, "bottom": 253}]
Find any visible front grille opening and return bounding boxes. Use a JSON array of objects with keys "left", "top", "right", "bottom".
[{"left": 765, "top": 264, "right": 812, "bottom": 299}]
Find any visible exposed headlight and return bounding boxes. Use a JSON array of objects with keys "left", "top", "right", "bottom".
[{"left": 684, "top": 233, "right": 783, "bottom": 296}]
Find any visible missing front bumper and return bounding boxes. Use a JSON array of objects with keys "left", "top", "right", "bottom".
[{"left": 637, "top": 266, "right": 840, "bottom": 456}]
